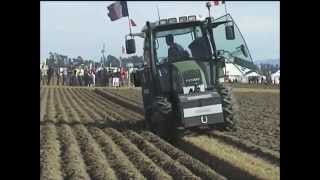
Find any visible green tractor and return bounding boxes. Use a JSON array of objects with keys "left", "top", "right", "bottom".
[{"left": 126, "top": 14, "right": 254, "bottom": 140}]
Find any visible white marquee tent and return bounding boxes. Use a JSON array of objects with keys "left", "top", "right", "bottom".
[
  {"left": 271, "top": 70, "right": 280, "bottom": 84},
  {"left": 224, "top": 63, "right": 246, "bottom": 82},
  {"left": 224, "top": 62, "right": 263, "bottom": 83}
]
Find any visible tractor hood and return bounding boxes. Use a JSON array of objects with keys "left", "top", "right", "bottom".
[{"left": 172, "top": 60, "right": 208, "bottom": 94}]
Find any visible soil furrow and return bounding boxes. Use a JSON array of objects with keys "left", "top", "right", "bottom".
[
  {"left": 57, "top": 124, "right": 90, "bottom": 180},
  {"left": 208, "top": 130, "right": 279, "bottom": 165},
  {"left": 103, "top": 128, "right": 172, "bottom": 180},
  {"left": 64, "top": 88, "right": 94, "bottom": 123},
  {"left": 141, "top": 131, "right": 226, "bottom": 180},
  {"left": 124, "top": 130, "right": 200, "bottom": 180},
  {"left": 68, "top": 88, "right": 102, "bottom": 122},
  {"left": 54, "top": 88, "right": 70, "bottom": 123},
  {"left": 81, "top": 88, "right": 141, "bottom": 121},
  {"left": 94, "top": 89, "right": 144, "bottom": 115},
  {"left": 102, "top": 88, "right": 142, "bottom": 106},
  {"left": 89, "top": 127, "right": 146, "bottom": 180},
  {"left": 72, "top": 88, "right": 121, "bottom": 122},
  {"left": 40, "top": 87, "right": 49, "bottom": 122},
  {"left": 40, "top": 86, "right": 45, "bottom": 99},
  {"left": 58, "top": 87, "right": 82, "bottom": 123},
  {"left": 95, "top": 89, "right": 143, "bottom": 119},
  {"left": 46, "top": 87, "right": 57, "bottom": 123},
  {"left": 40, "top": 123, "right": 63, "bottom": 180},
  {"left": 60, "top": 88, "right": 89, "bottom": 123},
  {"left": 72, "top": 124, "right": 117, "bottom": 180}
]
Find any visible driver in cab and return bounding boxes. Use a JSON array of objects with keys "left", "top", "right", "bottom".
[{"left": 166, "top": 34, "right": 189, "bottom": 61}]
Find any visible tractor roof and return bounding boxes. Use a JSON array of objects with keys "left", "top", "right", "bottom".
[{"left": 141, "top": 15, "right": 206, "bottom": 32}]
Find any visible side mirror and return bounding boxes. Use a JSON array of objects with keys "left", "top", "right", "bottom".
[
  {"left": 225, "top": 24, "right": 235, "bottom": 40},
  {"left": 125, "top": 38, "right": 136, "bottom": 54},
  {"left": 239, "top": 44, "right": 248, "bottom": 57}
]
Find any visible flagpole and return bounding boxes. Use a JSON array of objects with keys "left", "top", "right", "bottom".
[
  {"left": 157, "top": 5, "right": 160, "bottom": 21},
  {"left": 206, "top": 2, "right": 211, "bottom": 18},
  {"left": 126, "top": 2, "right": 132, "bottom": 36},
  {"left": 224, "top": 1, "right": 228, "bottom": 15},
  {"left": 128, "top": 16, "right": 132, "bottom": 36}
]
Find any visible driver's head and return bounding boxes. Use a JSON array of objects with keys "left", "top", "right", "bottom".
[{"left": 166, "top": 34, "right": 174, "bottom": 46}]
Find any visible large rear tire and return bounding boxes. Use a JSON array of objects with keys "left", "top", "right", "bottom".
[
  {"left": 217, "top": 84, "right": 238, "bottom": 131},
  {"left": 149, "top": 97, "right": 174, "bottom": 140}
]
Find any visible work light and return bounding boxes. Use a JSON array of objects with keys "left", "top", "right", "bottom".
[
  {"left": 188, "top": 15, "right": 196, "bottom": 21},
  {"left": 159, "top": 19, "right": 167, "bottom": 25},
  {"left": 179, "top": 16, "right": 188, "bottom": 22},
  {"left": 168, "top": 18, "right": 177, "bottom": 23}
]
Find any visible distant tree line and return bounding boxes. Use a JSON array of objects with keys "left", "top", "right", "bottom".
[
  {"left": 258, "top": 63, "right": 279, "bottom": 76},
  {"left": 45, "top": 52, "right": 144, "bottom": 69},
  {"left": 121, "top": 55, "right": 143, "bottom": 68}
]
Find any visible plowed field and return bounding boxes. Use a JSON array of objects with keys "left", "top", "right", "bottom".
[
  {"left": 40, "top": 86, "right": 226, "bottom": 180},
  {"left": 96, "top": 86, "right": 280, "bottom": 153}
]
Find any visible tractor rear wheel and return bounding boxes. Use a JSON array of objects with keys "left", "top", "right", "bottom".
[
  {"left": 150, "top": 97, "right": 174, "bottom": 140},
  {"left": 217, "top": 84, "right": 238, "bottom": 131}
]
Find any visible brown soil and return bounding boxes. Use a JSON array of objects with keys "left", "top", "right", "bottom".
[
  {"left": 40, "top": 86, "right": 226, "bottom": 180},
  {"left": 100, "top": 87, "right": 280, "bottom": 153},
  {"left": 226, "top": 90, "right": 280, "bottom": 152}
]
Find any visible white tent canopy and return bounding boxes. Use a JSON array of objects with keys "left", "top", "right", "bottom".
[
  {"left": 271, "top": 70, "right": 280, "bottom": 84},
  {"left": 225, "top": 63, "right": 243, "bottom": 76},
  {"left": 224, "top": 62, "right": 263, "bottom": 83},
  {"left": 246, "top": 71, "right": 260, "bottom": 77},
  {"left": 272, "top": 70, "right": 280, "bottom": 77}
]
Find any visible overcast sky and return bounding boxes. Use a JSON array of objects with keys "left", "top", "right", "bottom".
[{"left": 40, "top": 1, "right": 279, "bottom": 62}]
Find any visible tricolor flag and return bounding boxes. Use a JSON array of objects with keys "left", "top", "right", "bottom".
[
  {"left": 107, "top": 1, "right": 129, "bottom": 21},
  {"left": 129, "top": 19, "right": 136, "bottom": 27},
  {"left": 213, "top": 1, "right": 219, "bottom": 6}
]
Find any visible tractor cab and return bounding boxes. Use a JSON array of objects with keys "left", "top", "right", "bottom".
[{"left": 126, "top": 14, "right": 254, "bottom": 139}]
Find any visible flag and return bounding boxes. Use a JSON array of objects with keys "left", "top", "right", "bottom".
[
  {"left": 129, "top": 19, "right": 136, "bottom": 27},
  {"left": 122, "top": 46, "right": 125, "bottom": 54},
  {"left": 213, "top": 1, "right": 219, "bottom": 6},
  {"left": 107, "top": 1, "right": 129, "bottom": 21}
]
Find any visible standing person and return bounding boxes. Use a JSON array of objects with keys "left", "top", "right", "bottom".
[
  {"left": 41, "top": 65, "right": 47, "bottom": 85},
  {"left": 117, "top": 70, "right": 121, "bottom": 87},
  {"left": 47, "top": 66, "right": 53, "bottom": 85},
  {"left": 67, "top": 67, "right": 72, "bottom": 86},
  {"left": 81, "top": 67, "right": 85, "bottom": 86},
  {"left": 84, "top": 68, "right": 89, "bottom": 86},
  {"left": 96, "top": 69, "right": 101, "bottom": 86},
  {"left": 60, "top": 67, "right": 64, "bottom": 85},
  {"left": 78, "top": 67, "right": 84, "bottom": 86},
  {"left": 72, "top": 68, "right": 77, "bottom": 86},
  {"left": 62, "top": 67, "right": 67, "bottom": 85},
  {"left": 91, "top": 69, "right": 96, "bottom": 87},
  {"left": 56, "top": 68, "right": 60, "bottom": 86},
  {"left": 40, "top": 68, "right": 42, "bottom": 85},
  {"left": 75, "top": 68, "right": 79, "bottom": 86},
  {"left": 120, "top": 68, "right": 126, "bottom": 87},
  {"left": 112, "top": 72, "right": 115, "bottom": 87}
]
